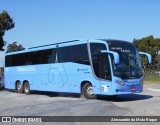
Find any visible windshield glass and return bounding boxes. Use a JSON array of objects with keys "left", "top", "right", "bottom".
[{"left": 107, "top": 40, "right": 142, "bottom": 79}]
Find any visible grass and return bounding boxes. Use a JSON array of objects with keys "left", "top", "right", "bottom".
[{"left": 143, "top": 73, "right": 160, "bottom": 84}]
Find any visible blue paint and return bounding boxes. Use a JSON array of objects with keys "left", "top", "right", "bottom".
[{"left": 4, "top": 39, "right": 152, "bottom": 96}]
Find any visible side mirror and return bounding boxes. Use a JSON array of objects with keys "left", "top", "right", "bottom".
[
  {"left": 101, "top": 50, "right": 120, "bottom": 64},
  {"left": 139, "top": 52, "right": 152, "bottom": 64}
]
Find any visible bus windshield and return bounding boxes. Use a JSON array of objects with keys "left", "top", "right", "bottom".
[{"left": 107, "top": 40, "right": 143, "bottom": 79}]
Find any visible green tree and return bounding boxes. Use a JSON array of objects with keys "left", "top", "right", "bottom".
[
  {"left": 0, "top": 10, "right": 15, "bottom": 51},
  {"left": 6, "top": 42, "right": 25, "bottom": 53},
  {"left": 133, "top": 35, "right": 160, "bottom": 70}
]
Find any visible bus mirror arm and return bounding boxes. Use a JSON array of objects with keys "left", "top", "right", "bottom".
[
  {"left": 101, "top": 50, "right": 120, "bottom": 64},
  {"left": 138, "top": 52, "right": 152, "bottom": 64}
]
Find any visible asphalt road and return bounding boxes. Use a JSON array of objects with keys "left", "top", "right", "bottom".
[{"left": 0, "top": 84, "right": 160, "bottom": 125}]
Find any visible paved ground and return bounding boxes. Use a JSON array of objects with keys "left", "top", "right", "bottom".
[{"left": 0, "top": 84, "right": 160, "bottom": 125}]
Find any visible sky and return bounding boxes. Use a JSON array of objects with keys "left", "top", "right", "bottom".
[{"left": 0, "top": 0, "right": 160, "bottom": 66}]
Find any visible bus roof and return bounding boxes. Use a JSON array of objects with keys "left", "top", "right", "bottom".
[
  {"left": 5, "top": 39, "right": 131, "bottom": 55},
  {"left": 5, "top": 39, "right": 84, "bottom": 55},
  {"left": 28, "top": 40, "right": 80, "bottom": 49}
]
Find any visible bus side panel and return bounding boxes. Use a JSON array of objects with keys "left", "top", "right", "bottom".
[
  {"left": 4, "top": 76, "right": 12, "bottom": 89},
  {"left": 99, "top": 80, "right": 112, "bottom": 95},
  {"left": 57, "top": 63, "right": 102, "bottom": 94},
  {"left": 37, "top": 64, "right": 59, "bottom": 92},
  {"left": 58, "top": 63, "right": 80, "bottom": 93},
  {"left": 5, "top": 63, "right": 102, "bottom": 95},
  {"left": 4, "top": 66, "right": 37, "bottom": 90},
  {"left": 5, "top": 68, "right": 16, "bottom": 89}
]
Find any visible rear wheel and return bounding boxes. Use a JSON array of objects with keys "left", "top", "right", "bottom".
[
  {"left": 24, "top": 82, "right": 30, "bottom": 95},
  {"left": 82, "top": 83, "right": 96, "bottom": 99},
  {"left": 16, "top": 81, "right": 23, "bottom": 93}
]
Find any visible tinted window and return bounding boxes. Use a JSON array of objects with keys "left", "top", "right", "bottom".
[
  {"left": 90, "top": 43, "right": 106, "bottom": 77},
  {"left": 90, "top": 43, "right": 106, "bottom": 56},
  {"left": 41, "top": 49, "right": 56, "bottom": 64},
  {"left": 108, "top": 41, "right": 143, "bottom": 79},
  {"left": 99, "top": 54, "right": 111, "bottom": 80},
  {"left": 58, "top": 44, "right": 90, "bottom": 65},
  {"left": 58, "top": 47, "right": 70, "bottom": 62},
  {"left": 12, "top": 54, "right": 21, "bottom": 66},
  {"left": 90, "top": 43, "right": 111, "bottom": 80},
  {"left": 5, "top": 44, "right": 89, "bottom": 67},
  {"left": 5, "top": 56, "right": 12, "bottom": 67},
  {"left": 6, "top": 49, "right": 56, "bottom": 66},
  {"left": 29, "top": 51, "right": 42, "bottom": 65},
  {"left": 71, "top": 44, "right": 90, "bottom": 65},
  {"left": 20, "top": 52, "right": 30, "bottom": 65}
]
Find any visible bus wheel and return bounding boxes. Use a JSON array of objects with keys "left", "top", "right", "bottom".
[
  {"left": 82, "top": 83, "right": 96, "bottom": 99},
  {"left": 24, "top": 82, "right": 30, "bottom": 95},
  {"left": 16, "top": 82, "right": 23, "bottom": 93}
]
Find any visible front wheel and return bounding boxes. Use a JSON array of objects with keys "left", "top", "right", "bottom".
[
  {"left": 24, "top": 82, "right": 30, "bottom": 95},
  {"left": 82, "top": 83, "right": 96, "bottom": 99}
]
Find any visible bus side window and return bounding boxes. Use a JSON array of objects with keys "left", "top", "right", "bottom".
[
  {"left": 57, "top": 44, "right": 90, "bottom": 65},
  {"left": 48, "top": 49, "right": 56, "bottom": 63},
  {"left": 29, "top": 51, "right": 42, "bottom": 65},
  {"left": 41, "top": 49, "right": 56, "bottom": 64},
  {"left": 71, "top": 44, "right": 90, "bottom": 65},
  {"left": 5, "top": 55, "right": 12, "bottom": 67},
  {"left": 57, "top": 46, "right": 70, "bottom": 63},
  {"left": 90, "top": 43, "right": 107, "bottom": 78},
  {"left": 99, "top": 54, "right": 111, "bottom": 80},
  {"left": 12, "top": 54, "right": 20, "bottom": 66},
  {"left": 19, "top": 53, "right": 30, "bottom": 65}
]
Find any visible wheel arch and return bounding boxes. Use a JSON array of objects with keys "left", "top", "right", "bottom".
[
  {"left": 81, "top": 80, "right": 92, "bottom": 93},
  {"left": 23, "top": 80, "right": 29, "bottom": 86}
]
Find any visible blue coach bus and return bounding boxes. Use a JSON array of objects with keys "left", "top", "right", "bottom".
[{"left": 4, "top": 39, "right": 152, "bottom": 99}]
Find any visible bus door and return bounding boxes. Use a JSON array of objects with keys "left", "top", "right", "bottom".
[
  {"left": 90, "top": 42, "right": 112, "bottom": 95},
  {"left": 99, "top": 54, "right": 112, "bottom": 95}
]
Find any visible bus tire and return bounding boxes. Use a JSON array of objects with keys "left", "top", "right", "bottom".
[
  {"left": 82, "top": 83, "right": 96, "bottom": 99},
  {"left": 16, "top": 81, "right": 23, "bottom": 93},
  {"left": 24, "top": 82, "right": 30, "bottom": 95}
]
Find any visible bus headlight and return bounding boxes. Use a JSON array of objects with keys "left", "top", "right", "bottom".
[{"left": 115, "top": 80, "right": 125, "bottom": 86}]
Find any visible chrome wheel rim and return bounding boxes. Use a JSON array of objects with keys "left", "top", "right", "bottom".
[
  {"left": 25, "top": 84, "right": 29, "bottom": 93},
  {"left": 87, "top": 86, "right": 93, "bottom": 95},
  {"left": 17, "top": 83, "right": 21, "bottom": 91}
]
